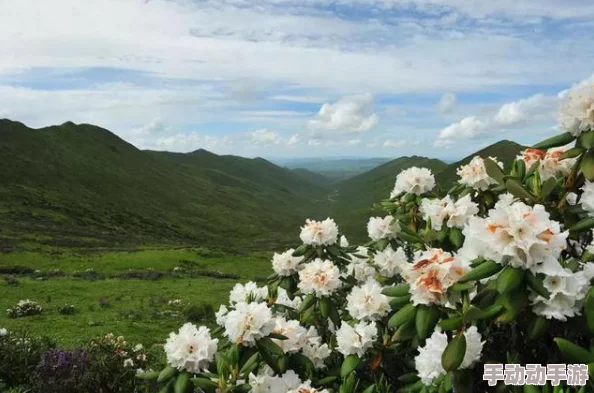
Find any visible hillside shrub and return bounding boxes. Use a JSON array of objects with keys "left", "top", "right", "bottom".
[
  {"left": 0, "top": 330, "right": 56, "bottom": 387},
  {"left": 141, "top": 85, "right": 594, "bottom": 393},
  {"left": 7, "top": 299, "right": 43, "bottom": 318}
]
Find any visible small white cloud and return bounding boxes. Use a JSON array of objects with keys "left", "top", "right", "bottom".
[
  {"left": 155, "top": 133, "right": 232, "bottom": 153},
  {"left": 436, "top": 116, "right": 487, "bottom": 145},
  {"left": 309, "top": 93, "right": 378, "bottom": 133},
  {"left": 437, "top": 93, "right": 457, "bottom": 114},
  {"left": 287, "top": 134, "right": 301, "bottom": 146},
  {"left": 345, "top": 139, "right": 362, "bottom": 146},
  {"left": 308, "top": 139, "right": 323, "bottom": 146},
  {"left": 493, "top": 94, "right": 553, "bottom": 126},
  {"left": 249, "top": 129, "right": 281, "bottom": 145},
  {"left": 382, "top": 139, "right": 419, "bottom": 148}
]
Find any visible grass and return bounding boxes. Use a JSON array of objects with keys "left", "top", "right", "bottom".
[{"left": 0, "top": 248, "right": 272, "bottom": 347}]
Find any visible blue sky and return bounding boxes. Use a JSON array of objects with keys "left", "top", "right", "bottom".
[{"left": 1, "top": 0, "right": 593, "bottom": 159}]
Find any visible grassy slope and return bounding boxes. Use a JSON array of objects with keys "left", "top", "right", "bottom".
[
  {"left": 0, "top": 248, "right": 272, "bottom": 347},
  {"left": 434, "top": 140, "right": 525, "bottom": 187},
  {"left": 0, "top": 120, "right": 329, "bottom": 251},
  {"left": 333, "top": 156, "right": 448, "bottom": 241}
]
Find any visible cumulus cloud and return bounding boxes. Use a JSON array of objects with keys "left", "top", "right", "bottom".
[
  {"left": 437, "top": 93, "right": 456, "bottom": 114},
  {"left": 287, "top": 134, "right": 301, "bottom": 146},
  {"left": 436, "top": 116, "right": 487, "bottom": 145},
  {"left": 493, "top": 94, "right": 556, "bottom": 126},
  {"left": 309, "top": 94, "right": 378, "bottom": 134},
  {"left": 382, "top": 139, "right": 419, "bottom": 148},
  {"left": 249, "top": 129, "right": 281, "bottom": 145}
]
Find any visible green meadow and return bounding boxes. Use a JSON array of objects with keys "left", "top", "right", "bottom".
[{"left": 0, "top": 248, "right": 272, "bottom": 347}]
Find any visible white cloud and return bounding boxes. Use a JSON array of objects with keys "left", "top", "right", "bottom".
[
  {"left": 382, "top": 139, "right": 419, "bottom": 148},
  {"left": 154, "top": 133, "right": 233, "bottom": 153},
  {"left": 437, "top": 92, "right": 456, "bottom": 114},
  {"left": 309, "top": 94, "right": 379, "bottom": 133},
  {"left": 287, "top": 134, "right": 301, "bottom": 146},
  {"left": 436, "top": 116, "right": 487, "bottom": 144},
  {"left": 493, "top": 94, "right": 555, "bottom": 126},
  {"left": 346, "top": 139, "right": 362, "bottom": 146},
  {"left": 249, "top": 129, "right": 281, "bottom": 145}
]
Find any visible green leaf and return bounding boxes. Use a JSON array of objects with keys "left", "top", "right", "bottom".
[
  {"left": 569, "top": 217, "right": 594, "bottom": 232},
  {"left": 512, "top": 159, "right": 526, "bottom": 180},
  {"left": 541, "top": 177, "right": 557, "bottom": 200},
  {"left": 562, "top": 146, "right": 585, "bottom": 159},
  {"left": 234, "top": 385, "right": 252, "bottom": 393},
  {"left": 316, "top": 376, "right": 338, "bottom": 385},
  {"left": 458, "top": 260, "right": 502, "bottom": 283},
  {"left": 362, "top": 384, "right": 376, "bottom": 393},
  {"left": 496, "top": 266, "right": 525, "bottom": 294},
  {"left": 484, "top": 157, "right": 505, "bottom": 184},
  {"left": 175, "top": 372, "right": 191, "bottom": 393},
  {"left": 257, "top": 337, "right": 285, "bottom": 357},
  {"left": 580, "top": 131, "right": 594, "bottom": 149},
  {"left": 585, "top": 287, "right": 594, "bottom": 334},
  {"left": 448, "top": 227, "right": 464, "bottom": 248},
  {"left": 442, "top": 333, "right": 467, "bottom": 372},
  {"left": 554, "top": 338, "right": 594, "bottom": 363},
  {"left": 526, "top": 272, "right": 550, "bottom": 299},
  {"left": 505, "top": 178, "right": 536, "bottom": 201},
  {"left": 449, "top": 282, "right": 475, "bottom": 292},
  {"left": 157, "top": 366, "right": 178, "bottom": 383},
  {"left": 524, "top": 384, "right": 541, "bottom": 393},
  {"left": 582, "top": 148, "right": 594, "bottom": 181},
  {"left": 392, "top": 321, "right": 417, "bottom": 341},
  {"left": 160, "top": 379, "right": 175, "bottom": 393},
  {"left": 341, "top": 354, "right": 360, "bottom": 377},
  {"left": 382, "top": 284, "right": 411, "bottom": 297},
  {"left": 532, "top": 132, "right": 575, "bottom": 149},
  {"left": 136, "top": 371, "right": 161, "bottom": 380},
  {"left": 527, "top": 315, "right": 549, "bottom": 341},
  {"left": 299, "top": 294, "right": 316, "bottom": 313},
  {"left": 415, "top": 305, "right": 440, "bottom": 340},
  {"left": 191, "top": 378, "right": 219, "bottom": 392},
  {"left": 438, "top": 316, "right": 463, "bottom": 331},
  {"left": 292, "top": 244, "right": 310, "bottom": 257},
  {"left": 398, "top": 373, "right": 420, "bottom": 383},
  {"left": 475, "top": 304, "right": 503, "bottom": 320},
  {"left": 389, "top": 295, "right": 412, "bottom": 309},
  {"left": 239, "top": 352, "right": 260, "bottom": 375},
  {"left": 388, "top": 303, "right": 417, "bottom": 329}
]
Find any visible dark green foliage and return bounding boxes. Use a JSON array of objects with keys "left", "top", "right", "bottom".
[
  {"left": 0, "top": 119, "right": 330, "bottom": 251},
  {"left": 0, "top": 331, "right": 56, "bottom": 387}
]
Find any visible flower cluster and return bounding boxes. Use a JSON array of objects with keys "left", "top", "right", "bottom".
[
  {"left": 7, "top": 299, "right": 43, "bottom": 318},
  {"left": 517, "top": 147, "right": 576, "bottom": 181},
  {"left": 456, "top": 156, "right": 502, "bottom": 190}
]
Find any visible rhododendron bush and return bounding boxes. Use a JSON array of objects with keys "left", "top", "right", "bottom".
[{"left": 141, "top": 84, "right": 594, "bottom": 393}]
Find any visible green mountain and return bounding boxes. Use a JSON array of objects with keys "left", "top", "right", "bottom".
[
  {"left": 278, "top": 157, "right": 393, "bottom": 182},
  {"left": 434, "top": 140, "right": 525, "bottom": 187},
  {"left": 332, "top": 156, "right": 448, "bottom": 241},
  {"left": 0, "top": 120, "right": 330, "bottom": 251}
]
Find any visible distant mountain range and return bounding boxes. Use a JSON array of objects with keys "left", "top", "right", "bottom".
[
  {"left": 274, "top": 157, "right": 393, "bottom": 182},
  {"left": 0, "top": 119, "right": 525, "bottom": 251}
]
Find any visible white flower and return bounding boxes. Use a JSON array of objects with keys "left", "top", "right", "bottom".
[
  {"left": 367, "top": 216, "right": 400, "bottom": 241},
  {"left": 457, "top": 156, "right": 503, "bottom": 191},
  {"left": 299, "top": 218, "right": 339, "bottom": 246},
  {"left": 420, "top": 195, "right": 479, "bottom": 231},
  {"left": 415, "top": 328, "right": 484, "bottom": 386},
  {"left": 346, "top": 279, "right": 390, "bottom": 321},
  {"left": 164, "top": 323, "right": 218, "bottom": 373},
  {"left": 133, "top": 344, "right": 144, "bottom": 352},
  {"left": 274, "top": 287, "right": 302, "bottom": 309},
  {"left": 345, "top": 247, "right": 376, "bottom": 282},
  {"left": 229, "top": 282, "right": 268, "bottom": 304},
  {"left": 301, "top": 327, "right": 331, "bottom": 369},
  {"left": 269, "top": 370, "right": 303, "bottom": 393},
  {"left": 558, "top": 82, "right": 594, "bottom": 136},
  {"left": 374, "top": 246, "right": 408, "bottom": 277},
  {"left": 518, "top": 147, "right": 576, "bottom": 181},
  {"left": 415, "top": 330, "right": 448, "bottom": 385},
  {"left": 335, "top": 321, "right": 377, "bottom": 357},
  {"left": 215, "top": 305, "right": 229, "bottom": 326},
  {"left": 581, "top": 181, "right": 594, "bottom": 217},
  {"left": 460, "top": 326, "right": 484, "bottom": 369},
  {"left": 391, "top": 167, "right": 435, "bottom": 197},
  {"left": 566, "top": 192, "right": 578, "bottom": 206},
  {"left": 272, "top": 249, "right": 303, "bottom": 277},
  {"left": 0, "top": 328, "right": 7, "bottom": 336},
  {"left": 123, "top": 358, "right": 135, "bottom": 368},
  {"left": 340, "top": 235, "right": 349, "bottom": 247},
  {"left": 271, "top": 317, "right": 308, "bottom": 353},
  {"left": 287, "top": 381, "right": 329, "bottom": 393},
  {"left": 462, "top": 201, "right": 568, "bottom": 276},
  {"left": 224, "top": 302, "right": 275, "bottom": 346},
  {"left": 530, "top": 269, "right": 591, "bottom": 321},
  {"left": 403, "top": 249, "right": 469, "bottom": 306},
  {"left": 298, "top": 259, "right": 342, "bottom": 297},
  {"left": 249, "top": 373, "right": 272, "bottom": 393}
]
